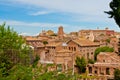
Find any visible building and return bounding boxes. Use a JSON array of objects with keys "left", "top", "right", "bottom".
[
  {"left": 79, "top": 29, "right": 115, "bottom": 40},
  {"left": 25, "top": 36, "right": 45, "bottom": 56},
  {"left": 40, "top": 41, "right": 75, "bottom": 72},
  {"left": 67, "top": 38, "right": 100, "bottom": 60},
  {"left": 55, "top": 49, "right": 74, "bottom": 71},
  {"left": 25, "top": 28, "right": 120, "bottom": 77},
  {"left": 87, "top": 52, "right": 120, "bottom": 80},
  {"left": 58, "top": 26, "right": 64, "bottom": 39},
  {"left": 109, "top": 37, "right": 118, "bottom": 53}
]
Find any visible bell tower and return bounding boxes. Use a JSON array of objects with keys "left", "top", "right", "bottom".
[{"left": 58, "top": 26, "right": 64, "bottom": 39}]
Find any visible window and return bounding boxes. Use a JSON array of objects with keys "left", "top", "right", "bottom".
[
  {"left": 74, "top": 47, "right": 76, "bottom": 51},
  {"left": 89, "top": 67, "right": 92, "bottom": 73},
  {"left": 91, "top": 52, "right": 93, "bottom": 55},
  {"left": 69, "top": 47, "right": 71, "bottom": 50},
  {"left": 103, "top": 60, "right": 105, "bottom": 62},
  {"left": 95, "top": 71, "right": 97, "bottom": 74},
  {"left": 106, "top": 68, "right": 110, "bottom": 75},
  {"left": 87, "top": 53, "right": 89, "bottom": 59}
]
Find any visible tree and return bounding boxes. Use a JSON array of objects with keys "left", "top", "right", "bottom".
[
  {"left": 0, "top": 23, "right": 32, "bottom": 77},
  {"left": 32, "top": 55, "right": 40, "bottom": 68},
  {"left": 75, "top": 57, "right": 87, "bottom": 73},
  {"left": 94, "top": 46, "right": 114, "bottom": 61},
  {"left": 114, "top": 69, "right": 120, "bottom": 80},
  {"left": 105, "top": 0, "right": 120, "bottom": 27},
  {"left": 43, "top": 41, "right": 48, "bottom": 46},
  {"left": 106, "top": 38, "right": 110, "bottom": 43},
  {"left": 4, "top": 65, "right": 33, "bottom": 80},
  {"left": 88, "top": 59, "right": 95, "bottom": 64}
]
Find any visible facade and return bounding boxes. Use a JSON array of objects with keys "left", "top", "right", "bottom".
[
  {"left": 87, "top": 52, "right": 120, "bottom": 80},
  {"left": 109, "top": 37, "right": 118, "bottom": 52},
  {"left": 25, "top": 36, "right": 45, "bottom": 56},
  {"left": 55, "top": 49, "right": 74, "bottom": 71},
  {"left": 79, "top": 29, "right": 114, "bottom": 40},
  {"left": 40, "top": 42, "right": 75, "bottom": 71},
  {"left": 67, "top": 38, "right": 100, "bottom": 60},
  {"left": 44, "top": 42, "right": 62, "bottom": 61},
  {"left": 79, "top": 30, "right": 106, "bottom": 38}
]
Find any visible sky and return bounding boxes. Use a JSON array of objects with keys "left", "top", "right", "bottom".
[{"left": 0, "top": 0, "right": 120, "bottom": 36}]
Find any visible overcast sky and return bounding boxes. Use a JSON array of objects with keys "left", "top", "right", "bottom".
[{"left": 0, "top": 0, "right": 120, "bottom": 36}]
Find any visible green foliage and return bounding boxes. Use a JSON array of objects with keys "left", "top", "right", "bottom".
[
  {"left": 0, "top": 65, "right": 33, "bottom": 80},
  {"left": 106, "top": 39, "right": 110, "bottom": 43},
  {"left": 94, "top": 46, "right": 114, "bottom": 61},
  {"left": 43, "top": 41, "right": 48, "bottom": 45},
  {"left": 0, "top": 63, "right": 96, "bottom": 80},
  {"left": 0, "top": 23, "right": 24, "bottom": 50},
  {"left": 0, "top": 23, "right": 33, "bottom": 77},
  {"left": 36, "top": 71, "right": 54, "bottom": 80},
  {"left": 105, "top": 0, "right": 120, "bottom": 27},
  {"left": 88, "top": 59, "right": 95, "bottom": 64},
  {"left": 57, "top": 64, "right": 62, "bottom": 72},
  {"left": 56, "top": 74, "right": 66, "bottom": 80},
  {"left": 50, "top": 33, "right": 57, "bottom": 36},
  {"left": 32, "top": 55, "right": 40, "bottom": 68},
  {"left": 114, "top": 69, "right": 120, "bottom": 80},
  {"left": 75, "top": 57, "right": 87, "bottom": 73}
]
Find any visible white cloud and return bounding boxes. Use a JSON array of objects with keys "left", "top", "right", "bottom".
[
  {"left": 71, "top": 13, "right": 113, "bottom": 23},
  {"left": 2, "top": 0, "right": 112, "bottom": 23},
  {"left": 0, "top": 19, "right": 120, "bottom": 36},
  {"left": 0, "top": 19, "right": 69, "bottom": 28},
  {"left": 19, "top": 32, "right": 31, "bottom": 36},
  {"left": 6, "top": 0, "right": 111, "bottom": 15},
  {"left": 0, "top": 19, "right": 71, "bottom": 35},
  {"left": 29, "top": 11, "right": 52, "bottom": 16},
  {"left": 19, "top": 32, "right": 39, "bottom": 36}
]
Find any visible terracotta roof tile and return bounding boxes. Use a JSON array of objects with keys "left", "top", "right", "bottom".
[
  {"left": 73, "top": 38, "right": 99, "bottom": 46},
  {"left": 27, "top": 41, "right": 44, "bottom": 48},
  {"left": 26, "top": 37, "right": 42, "bottom": 41},
  {"left": 46, "top": 42, "right": 62, "bottom": 47}
]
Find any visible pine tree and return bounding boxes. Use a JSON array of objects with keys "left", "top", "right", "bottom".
[{"left": 105, "top": 0, "right": 120, "bottom": 27}]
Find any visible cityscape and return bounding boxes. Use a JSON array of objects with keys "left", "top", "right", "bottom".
[
  {"left": 24, "top": 26, "right": 120, "bottom": 80},
  {"left": 0, "top": 0, "right": 120, "bottom": 80}
]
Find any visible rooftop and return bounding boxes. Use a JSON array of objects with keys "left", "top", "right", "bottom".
[{"left": 72, "top": 38, "right": 99, "bottom": 46}]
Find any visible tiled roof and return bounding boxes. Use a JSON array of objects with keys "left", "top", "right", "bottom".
[
  {"left": 26, "top": 37, "right": 42, "bottom": 41},
  {"left": 80, "top": 30, "right": 106, "bottom": 32},
  {"left": 46, "top": 42, "right": 62, "bottom": 47},
  {"left": 27, "top": 41, "right": 44, "bottom": 48},
  {"left": 99, "top": 52, "right": 120, "bottom": 60},
  {"left": 72, "top": 38, "right": 99, "bottom": 46},
  {"left": 25, "top": 37, "right": 44, "bottom": 48}
]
